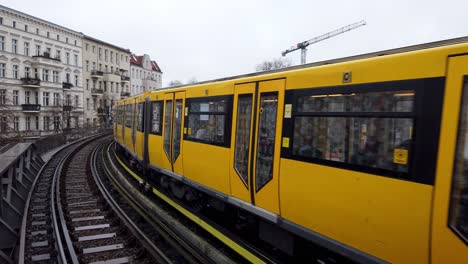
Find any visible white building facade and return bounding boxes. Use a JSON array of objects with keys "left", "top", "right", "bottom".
[
  {"left": 130, "top": 54, "right": 162, "bottom": 95},
  {"left": 0, "top": 5, "right": 83, "bottom": 139},
  {"left": 81, "top": 36, "right": 131, "bottom": 127}
]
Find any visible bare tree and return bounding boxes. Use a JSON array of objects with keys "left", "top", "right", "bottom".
[
  {"left": 255, "top": 57, "right": 292, "bottom": 72},
  {"left": 187, "top": 77, "right": 198, "bottom": 84},
  {"left": 0, "top": 89, "right": 16, "bottom": 143},
  {"left": 168, "top": 80, "right": 183, "bottom": 87}
]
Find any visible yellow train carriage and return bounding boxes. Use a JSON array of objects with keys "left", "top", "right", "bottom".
[{"left": 114, "top": 37, "right": 468, "bottom": 264}]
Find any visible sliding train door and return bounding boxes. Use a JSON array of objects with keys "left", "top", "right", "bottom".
[
  {"left": 431, "top": 55, "right": 468, "bottom": 263},
  {"left": 230, "top": 79, "right": 285, "bottom": 215},
  {"left": 161, "top": 91, "right": 186, "bottom": 176}
]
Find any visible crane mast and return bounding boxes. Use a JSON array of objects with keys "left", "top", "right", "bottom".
[{"left": 282, "top": 20, "right": 366, "bottom": 64}]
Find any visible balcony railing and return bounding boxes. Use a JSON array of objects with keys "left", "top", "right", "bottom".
[
  {"left": 91, "top": 70, "right": 104, "bottom": 78},
  {"left": 21, "top": 77, "right": 41, "bottom": 87},
  {"left": 91, "top": 88, "right": 104, "bottom": 95},
  {"left": 121, "top": 76, "right": 130, "bottom": 82},
  {"left": 62, "top": 82, "right": 73, "bottom": 89},
  {"left": 32, "top": 52, "right": 61, "bottom": 62},
  {"left": 120, "top": 92, "right": 131, "bottom": 97},
  {"left": 22, "top": 104, "right": 41, "bottom": 112},
  {"left": 63, "top": 105, "right": 73, "bottom": 111},
  {"left": 97, "top": 108, "right": 105, "bottom": 114}
]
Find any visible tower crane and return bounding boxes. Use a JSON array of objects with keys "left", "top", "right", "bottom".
[{"left": 282, "top": 20, "right": 366, "bottom": 64}]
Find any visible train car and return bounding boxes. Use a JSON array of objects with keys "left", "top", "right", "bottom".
[{"left": 114, "top": 37, "right": 468, "bottom": 264}]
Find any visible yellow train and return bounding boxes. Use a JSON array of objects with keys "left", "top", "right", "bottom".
[{"left": 114, "top": 37, "right": 468, "bottom": 263}]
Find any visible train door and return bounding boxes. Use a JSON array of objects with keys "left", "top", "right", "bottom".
[
  {"left": 230, "top": 79, "right": 285, "bottom": 214},
  {"left": 161, "top": 91, "right": 185, "bottom": 175},
  {"left": 431, "top": 55, "right": 468, "bottom": 263}
]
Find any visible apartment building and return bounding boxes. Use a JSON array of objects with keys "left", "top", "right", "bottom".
[
  {"left": 130, "top": 54, "right": 162, "bottom": 95},
  {"left": 82, "top": 36, "right": 131, "bottom": 126},
  {"left": 0, "top": 5, "right": 84, "bottom": 139}
]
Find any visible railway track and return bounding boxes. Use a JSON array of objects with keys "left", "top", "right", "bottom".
[{"left": 18, "top": 135, "right": 170, "bottom": 263}]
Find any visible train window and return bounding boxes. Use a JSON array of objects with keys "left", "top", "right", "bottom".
[
  {"left": 164, "top": 100, "right": 172, "bottom": 159},
  {"left": 125, "top": 104, "right": 133, "bottom": 128},
  {"left": 234, "top": 94, "right": 253, "bottom": 186},
  {"left": 292, "top": 90, "right": 415, "bottom": 176},
  {"left": 173, "top": 99, "right": 183, "bottom": 162},
  {"left": 185, "top": 96, "right": 233, "bottom": 147},
  {"left": 256, "top": 92, "right": 278, "bottom": 191},
  {"left": 151, "top": 101, "right": 163, "bottom": 135},
  {"left": 137, "top": 103, "right": 144, "bottom": 132},
  {"left": 449, "top": 79, "right": 468, "bottom": 244}
]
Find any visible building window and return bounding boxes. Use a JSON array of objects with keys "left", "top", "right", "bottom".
[
  {"left": 43, "top": 116, "right": 50, "bottom": 130},
  {"left": 65, "top": 94, "right": 71, "bottom": 106},
  {"left": 13, "top": 90, "right": 18, "bottom": 105},
  {"left": 12, "top": 21, "right": 16, "bottom": 28},
  {"left": 66, "top": 37, "right": 68, "bottom": 43},
  {"left": 53, "top": 93, "right": 59, "bottom": 106},
  {"left": 92, "top": 45, "right": 95, "bottom": 53},
  {"left": 0, "top": 17, "right": 3, "bottom": 25},
  {"left": 47, "top": 32, "right": 50, "bottom": 38},
  {"left": 12, "top": 39, "right": 17, "bottom": 53},
  {"left": 53, "top": 71, "right": 59, "bottom": 83},
  {"left": 93, "top": 80, "right": 96, "bottom": 89},
  {"left": 86, "top": 60, "right": 89, "bottom": 71},
  {"left": 36, "top": 28, "right": 39, "bottom": 34},
  {"left": 0, "top": 89, "right": 6, "bottom": 104},
  {"left": 99, "top": 48, "right": 102, "bottom": 60},
  {"left": 26, "top": 116, "right": 31, "bottom": 131},
  {"left": 35, "top": 116, "right": 39, "bottom": 130},
  {"left": 93, "top": 98, "right": 96, "bottom": 110},
  {"left": 66, "top": 73, "right": 70, "bottom": 83},
  {"left": 111, "top": 82, "right": 114, "bottom": 93},
  {"left": 92, "top": 62, "right": 96, "bottom": 70},
  {"left": 0, "top": 63, "right": 6, "bottom": 77},
  {"left": 105, "top": 49, "right": 108, "bottom": 61},
  {"left": 43, "top": 92, "right": 49, "bottom": 106},
  {"left": 85, "top": 43, "right": 88, "bottom": 51},
  {"left": 24, "top": 24, "right": 28, "bottom": 32},
  {"left": 86, "top": 98, "right": 90, "bottom": 110},
  {"left": 13, "top": 65, "right": 18, "bottom": 79},
  {"left": 74, "top": 40, "right": 77, "bottom": 46},
  {"left": 25, "top": 91, "right": 31, "bottom": 104},
  {"left": 66, "top": 52, "right": 70, "bottom": 64},
  {"left": 42, "top": 69, "right": 49, "bottom": 82},
  {"left": 74, "top": 54, "right": 78, "bottom": 66},
  {"left": 13, "top": 117, "right": 19, "bottom": 131},
  {"left": 24, "top": 42, "right": 29, "bottom": 56},
  {"left": 86, "top": 79, "right": 89, "bottom": 90},
  {"left": 99, "top": 63, "right": 102, "bottom": 71},
  {"left": 24, "top": 67, "right": 30, "bottom": 78},
  {"left": 56, "top": 50, "right": 61, "bottom": 60},
  {"left": 35, "top": 45, "right": 41, "bottom": 56},
  {"left": 0, "top": 36, "right": 4, "bottom": 51},
  {"left": 54, "top": 116, "right": 60, "bottom": 130},
  {"left": 46, "top": 47, "right": 51, "bottom": 54},
  {"left": 34, "top": 91, "right": 38, "bottom": 104},
  {"left": 75, "top": 74, "right": 79, "bottom": 86},
  {"left": 111, "top": 51, "right": 114, "bottom": 63},
  {"left": 56, "top": 34, "right": 59, "bottom": 41},
  {"left": 74, "top": 95, "right": 79, "bottom": 106}
]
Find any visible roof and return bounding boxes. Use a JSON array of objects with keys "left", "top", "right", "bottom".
[
  {"left": 130, "top": 54, "right": 162, "bottom": 72},
  {"left": 84, "top": 35, "right": 131, "bottom": 53}
]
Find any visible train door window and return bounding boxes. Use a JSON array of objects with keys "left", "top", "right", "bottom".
[
  {"left": 125, "top": 104, "right": 133, "bottom": 128},
  {"left": 255, "top": 92, "right": 278, "bottom": 191},
  {"left": 449, "top": 79, "right": 468, "bottom": 243},
  {"left": 137, "top": 102, "right": 144, "bottom": 132},
  {"left": 291, "top": 89, "right": 415, "bottom": 177},
  {"left": 234, "top": 94, "right": 253, "bottom": 186},
  {"left": 164, "top": 100, "right": 173, "bottom": 159},
  {"left": 173, "top": 100, "right": 183, "bottom": 162},
  {"left": 151, "top": 101, "right": 163, "bottom": 135}
]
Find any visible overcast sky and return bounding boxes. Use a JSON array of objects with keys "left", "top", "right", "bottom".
[{"left": 2, "top": 0, "right": 468, "bottom": 87}]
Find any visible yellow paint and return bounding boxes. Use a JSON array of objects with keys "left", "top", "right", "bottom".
[
  {"left": 282, "top": 137, "right": 290, "bottom": 148},
  {"left": 393, "top": 148, "right": 408, "bottom": 164},
  {"left": 280, "top": 158, "right": 432, "bottom": 264},
  {"left": 431, "top": 55, "right": 468, "bottom": 264}
]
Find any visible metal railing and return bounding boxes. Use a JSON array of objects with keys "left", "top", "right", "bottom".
[{"left": 21, "top": 104, "right": 41, "bottom": 111}]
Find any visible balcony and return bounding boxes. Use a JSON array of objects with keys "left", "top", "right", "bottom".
[
  {"left": 21, "top": 77, "right": 41, "bottom": 88},
  {"left": 103, "top": 72, "right": 121, "bottom": 83},
  {"left": 97, "top": 108, "right": 105, "bottom": 115},
  {"left": 91, "top": 88, "right": 104, "bottom": 96},
  {"left": 91, "top": 70, "right": 104, "bottom": 78},
  {"left": 62, "top": 82, "right": 73, "bottom": 89},
  {"left": 63, "top": 105, "right": 73, "bottom": 111},
  {"left": 30, "top": 52, "right": 63, "bottom": 68},
  {"left": 121, "top": 76, "right": 130, "bottom": 83},
  {"left": 22, "top": 104, "right": 41, "bottom": 112},
  {"left": 120, "top": 92, "right": 131, "bottom": 97}
]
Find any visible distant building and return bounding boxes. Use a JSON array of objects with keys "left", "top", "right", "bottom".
[
  {"left": 0, "top": 5, "right": 84, "bottom": 139},
  {"left": 81, "top": 36, "right": 131, "bottom": 127},
  {"left": 130, "top": 54, "right": 162, "bottom": 95}
]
